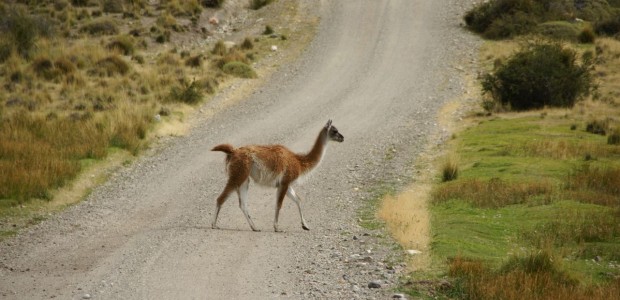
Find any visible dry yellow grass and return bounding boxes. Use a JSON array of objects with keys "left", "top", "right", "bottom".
[{"left": 378, "top": 185, "right": 431, "bottom": 271}]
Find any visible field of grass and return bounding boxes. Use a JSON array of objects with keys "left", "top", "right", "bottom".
[
  {"left": 0, "top": 0, "right": 306, "bottom": 238},
  {"left": 396, "top": 35, "right": 620, "bottom": 297}
]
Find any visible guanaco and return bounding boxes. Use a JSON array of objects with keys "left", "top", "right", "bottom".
[{"left": 211, "top": 120, "right": 344, "bottom": 232}]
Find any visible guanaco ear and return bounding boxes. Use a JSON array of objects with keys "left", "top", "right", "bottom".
[{"left": 325, "top": 119, "right": 332, "bottom": 130}]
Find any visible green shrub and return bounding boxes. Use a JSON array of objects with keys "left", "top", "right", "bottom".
[
  {"left": 222, "top": 61, "right": 257, "bottom": 78},
  {"left": 482, "top": 43, "right": 593, "bottom": 111},
  {"left": 536, "top": 21, "right": 580, "bottom": 42},
  {"left": 250, "top": 0, "right": 273, "bottom": 10}
]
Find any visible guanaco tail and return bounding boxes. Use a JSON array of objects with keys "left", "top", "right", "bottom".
[{"left": 211, "top": 120, "right": 344, "bottom": 232}]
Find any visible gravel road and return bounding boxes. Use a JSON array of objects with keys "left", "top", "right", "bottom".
[{"left": 0, "top": 0, "right": 479, "bottom": 299}]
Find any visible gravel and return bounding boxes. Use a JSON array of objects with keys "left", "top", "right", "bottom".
[{"left": 0, "top": 0, "right": 480, "bottom": 299}]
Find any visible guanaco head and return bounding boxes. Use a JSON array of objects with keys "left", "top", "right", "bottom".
[{"left": 325, "top": 119, "right": 344, "bottom": 143}]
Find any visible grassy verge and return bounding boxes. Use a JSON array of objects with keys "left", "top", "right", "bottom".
[
  {"left": 0, "top": 0, "right": 315, "bottom": 239},
  {"left": 393, "top": 34, "right": 620, "bottom": 299}
]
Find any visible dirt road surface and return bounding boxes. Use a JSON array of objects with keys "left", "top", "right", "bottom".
[{"left": 1, "top": 0, "right": 478, "bottom": 299}]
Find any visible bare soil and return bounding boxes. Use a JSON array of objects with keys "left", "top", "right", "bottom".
[{"left": 0, "top": 0, "right": 480, "bottom": 299}]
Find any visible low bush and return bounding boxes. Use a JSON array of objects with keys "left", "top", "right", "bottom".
[
  {"left": 465, "top": 0, "right": 614, "bottom": 40},
  {"left": 251, "top": 0, "right": 274, "bottom": 10},
  {"left": 202, "top": 0, "right": 225, "bottom": 8},
  {"left": 95, "top": 55, "right": 130, "bottom": 76},
  {"left": 263, "top": 25, "right": 274, "bottom": 35},
  {"left": 80, "top": 19, "right": 119, "bottom": 35},
  {"left": 222, "top": 61, "right": 257, "bottom": 78},
  {"left": 168, "top": 80, "right": 203, "bottom": 104},
  {"left": 536, "top": 21, "right": 580, "bottom": 42},
  {"left": 482, "top": 43, "right": 593, "bottom": 111},
  {"left": 185, "top": 54, "right": 203, "bottom": 68},
  {"left": 107, "top": 35, "right": 135, "bottom": 55},
  {"left": 102, "top": 0, "right": 124, "bottom": 13}
]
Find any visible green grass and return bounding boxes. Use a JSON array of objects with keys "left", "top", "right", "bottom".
[{"left": 425, "top": 112, "right": 620, "bottom": 298}]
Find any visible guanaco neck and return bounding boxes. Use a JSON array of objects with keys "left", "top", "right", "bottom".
[{"left": 297, "top": 128, "right": 329, "bottom": 173}]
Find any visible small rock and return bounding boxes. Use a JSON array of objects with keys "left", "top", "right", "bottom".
[
  {"left": 392, "top": 293, "right": 406, "bottom": 299},
  {"left": 82, "top": 294, "right": 91, "bottom": 299},
  {"left": 271, "top": 45, "right": 278, "bottom": 51},
  {"left": 368, "top": 280, "right": 382, "bottom": 289},
  {"left": 406, "top": 249, "right": 422, "bottom": 255}
]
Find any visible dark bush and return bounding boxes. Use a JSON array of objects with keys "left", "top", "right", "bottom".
[
  {"left": 595, "top": 15, "right": 620, "bottom": 36},
  {"left": 482, "top": 43, "right": 593, "bottom": 111},
  {"left": 250, "top": 0, "right": 274, "bottom": 10},
  {"left": 71, "top": 0, "right": 89, "bottom": 7},
  {"left": 202, "top": 0, "right": 225, "bottom": 8},
  {"left": 465, "top": 0, "right": 614, "bottom": 39},
  {"left": 608, "top": 130, "right": 620, "bottom": 145},
  {"left": 586, "top": 119, "right": 608, "bottom": 135},
  {"left": 464, "top": 0, "right": 540, "bottom": 39},
  {"left": 263, "top": 25, "right": 274, "bottom": 35},
  {"left": 102, "top": 0, "right": 124, "bottom": 13},
  {"left": 185, "top": 54, "right": 203, "bottom": 68},
  {"left": 240, "top": 37, "right": 254, "bottom": 50},
  {"left": 578, "top": 26, "right": 596, "bottom": 43},
  {"left": 0, "top": 6, "right": 39, "bottom": 58}
]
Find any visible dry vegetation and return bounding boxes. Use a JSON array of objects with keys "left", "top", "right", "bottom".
[{"left": 0, "top": 0, "right": 295, "bottom": 211}]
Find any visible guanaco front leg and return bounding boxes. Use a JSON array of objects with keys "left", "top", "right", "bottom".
[
  {"left": 286, "top": 187, "right": 310, "bottom": 230},
  {"left": 238, "top": 179, "right": 259, "bottom": 231}
]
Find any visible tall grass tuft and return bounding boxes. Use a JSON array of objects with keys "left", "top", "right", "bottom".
[
  {"left": 443, "top": 252, "right": 620, "bottom": 300},
  {"left": 441, "top": 158, "right": 459, "bottom": 182},
  {"left": 168, "top": 80, "right": 203, "bottom": 104},
  {"left": 565, "top": 165, "right": 620, "bottom": 206},
  {"left": 433, "top": 178, "right": 555, "bottom": 208}
]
